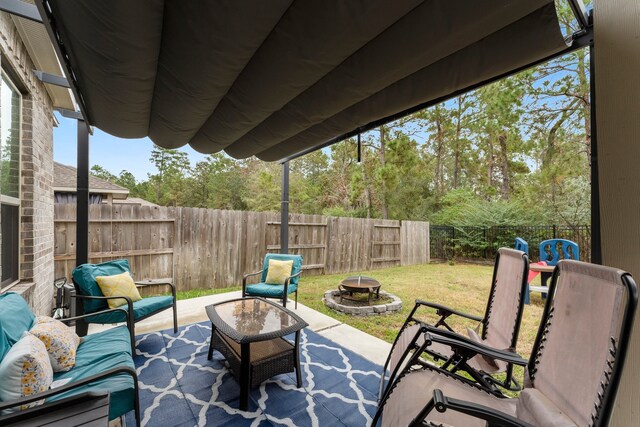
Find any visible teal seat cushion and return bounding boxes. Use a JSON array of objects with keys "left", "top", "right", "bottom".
[
  {"left": 48, "top": 352, "right": 135, "bottom": 420},
  {"left": 72, "top": 259, "right": 132, "bottom": 314},
  {"left": 261, "top": 254, "right": 303, "bottom": 286},
  {"left": 85, "top": 296, "right": 173, "bottom": 324},
  {"left": 0, "top": 293, "right": 36, "bottom": 360},
  {"left": 245, "top": 282, "right": 298, "bottom": 298},
  {"left": 75, "top": 326, "right": 132, "bottom": 367}
]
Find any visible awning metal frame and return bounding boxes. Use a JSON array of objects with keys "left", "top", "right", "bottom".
[
  {"left": 35, "top": 0, "right": 92, "bottom": 132},
  {"left": 33, "top": 69, "right": 69, "bottom": 88}
]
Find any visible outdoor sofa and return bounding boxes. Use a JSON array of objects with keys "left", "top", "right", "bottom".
[{"left": 0, "top": 292, "right": 140, "bottom": 425}]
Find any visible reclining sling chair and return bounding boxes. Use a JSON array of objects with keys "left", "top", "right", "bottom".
[
  {"left": 379, "top": 248, "right": 529, "bottom": 400},
  {"left": 373, "top": 260, "right": 638, "bottom": 427}
]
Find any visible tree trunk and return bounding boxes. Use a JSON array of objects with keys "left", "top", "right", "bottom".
[
  {"left": 453, "top": 99, "right": 462, "bottom": 189},
  {"left": 577, "top": 49, "right": 591, "bottom": 170},
  {"left": 498, "top": 133, "right": 510, "bottom": 200},
  {"left": 379, "top": 126, "right": 389, "bottom": 219}
]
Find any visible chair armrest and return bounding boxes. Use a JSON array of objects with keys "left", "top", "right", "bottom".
[
  {"left": 415, "top": 300, "right": 483, "bottom": 322},
  {"left": 59, "top": 307, "right": 132, "bottom": 330},
  {"left": 0, "top": 366, "right": 137, "bottom": 412},
  {"left": 243, "top": 270, "right": 265, "bottom": 281},
  {"left": 283, "top": 269, "right": 302, "bottom": 286},
  {"left": 135, "top": 278, "right": 173, "bottom": 288},
  {"left": 71, "top": 294, "right": 131, "bottom": 303},
  {"left": 71, "top": 294, "right": 134, "bottom": 329},
  {"left": 135, "top": 279, "right": 176, "bottom": 299},
  {"left": 288, "top": 270, "right": 303, "bottom": 280},
  {"left": 409, "top": 389, "right": 534, "bottom": 427},
  {"left": 424, "top": 330, "right": 527, "bottom": 366},
  {"left": 243, "top": 270, "right": 266, "bottom": 295}
]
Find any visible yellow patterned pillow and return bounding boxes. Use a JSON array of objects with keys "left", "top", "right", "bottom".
[
  {"left": 0, "top": 332, "right": 53, "bottom": 412},
  {"left": 264, "top": 259, "right": 294, "bottom": 285},
  {"left": 96, "top": 271, "right": 142, "bottom": 309},
  {"left": 30, "top": 316, "right": 81, "bottom": 373}
]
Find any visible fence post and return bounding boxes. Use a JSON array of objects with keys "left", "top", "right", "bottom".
[
  {"left": 553, "top": 224, "right": 557, "bottom": 239},
  {"left": 483, "top": 227, "right": 487, "bottom": 258}
]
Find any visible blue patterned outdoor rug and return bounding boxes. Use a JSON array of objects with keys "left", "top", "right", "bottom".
[{"left": 125, "top": 321, "right": 381, "bottom": 426}]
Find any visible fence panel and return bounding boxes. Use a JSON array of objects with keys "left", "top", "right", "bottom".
[
  {"left": 429, "top": 224, "right": 592, "bottom": 262},
  {"left": 401, "top": 220, "right": 430, "bottom": 265},
  {"left": 54, "top": 205, "right": 430, "bottom": 292}
]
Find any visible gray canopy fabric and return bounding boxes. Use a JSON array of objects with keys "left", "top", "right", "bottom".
[{"left": 46, "top": 0, "right": 569, "bottom": 162}]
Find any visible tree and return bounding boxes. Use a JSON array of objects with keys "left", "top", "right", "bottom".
[
  {"left": 90, "top": 165, "right": 117, "bottom": 182},
  {"left": 147, "top": 146, "right": 191, "bottom": 206}
]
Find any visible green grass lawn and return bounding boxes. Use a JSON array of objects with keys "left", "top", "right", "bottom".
[{"left": 175, "top": 262, "right": 547, "bottom": 360}]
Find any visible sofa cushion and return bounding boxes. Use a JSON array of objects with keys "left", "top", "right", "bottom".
[
  {"left": 96, "top": 271, "right": 142, "bottom": 309},
  {"left": 48, "top": 352, "right": 135, "bottom": 420},
  {"left": 30, "top": 316, "right": 81, "bottom": 373},
  {"left": 75, "top": 326, "right": 132, "bottom": 367},
  {"left": 0, "top": 293, "right": 36, "bottom": 361},
  {"left": 85, "top": 296, "right": 174, "bottom": 324},
  {"left": 72, "top": 259, "right": 132, "bottom": 314},
  {"left": 0, "top": 332, "right": 53, "bottom": 412},
  {"left": 245, "top": 282, "right": 298, "bottom": 298}
]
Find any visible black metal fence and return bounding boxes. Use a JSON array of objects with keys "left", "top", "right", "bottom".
[{"left": 430, "top": 225, "right": 591, "bottom": 262}]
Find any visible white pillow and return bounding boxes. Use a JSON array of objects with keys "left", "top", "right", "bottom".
[
  {"left": 0, "top": 332, "right": 53, "bottom": 412},
  {"left": 30, "top": 316, "right": 81, "bottom": 372}
]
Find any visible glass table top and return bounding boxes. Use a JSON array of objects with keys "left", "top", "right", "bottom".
[{"left": 207, "top": 298, "right": 307, "bottom": 343}]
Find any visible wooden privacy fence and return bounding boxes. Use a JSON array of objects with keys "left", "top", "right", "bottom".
[{"left": 54, "top": 204, "right": 430, "bottom": 293}]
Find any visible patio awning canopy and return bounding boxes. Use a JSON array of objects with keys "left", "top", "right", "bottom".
[{"left": 41, "top": 0, "right": 581, "bottom": 162}]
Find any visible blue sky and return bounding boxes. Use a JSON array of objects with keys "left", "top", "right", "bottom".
[{"left": 53, "top": 114, "right": 208, "bottom": 181}]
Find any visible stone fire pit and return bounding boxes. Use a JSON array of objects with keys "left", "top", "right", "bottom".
[{"left": 323, "top": 289, "right": 402, "bottom": 316}]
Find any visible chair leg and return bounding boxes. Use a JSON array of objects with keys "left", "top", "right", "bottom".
[
  {"left": 524, "top": 283, "right": 530, "bottom": 305},
  {"left": 129, "top": 324, "right": 136, "bottom": 356},
  {"left": 295, "top": 289, "right": 298, "bottom": 310},
  {"left": 75, "top": 318, "right": 89, "bottom": 337},
  {"left": 133, "top": 385, "right": 141, "bottom": 427},
  {"left": 282, "top": 295, "right": 287, "bottom": 309},
  {"left": 173, "top": 303, "right": 178, "bottom": 333}
]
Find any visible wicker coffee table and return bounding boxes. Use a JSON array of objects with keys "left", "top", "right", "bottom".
[{"left": 206, "top": 297, "right": 308, "bottom": 410}]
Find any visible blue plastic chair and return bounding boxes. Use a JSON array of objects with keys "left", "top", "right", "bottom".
[
  {"left": 514, "top": 237, "right": 529, "bottom": 256},
  {"left": 539, "top": 239, "right": 580, "bottom": 265},
  {"left": 536, "top": 239, "right": 580, "bottom": 300},
  {"left": 515, "top": 238, "right": 535, "bottom": 304},
  {"left": 242, "top": 254, "right": 303, "bottom": 309}
]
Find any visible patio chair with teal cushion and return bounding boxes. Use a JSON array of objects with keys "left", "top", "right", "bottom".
[
  {"left": 242, "top": 254, "right": 303, "bottom": 309},
  {"left": 71, "top": 259, "right": 177, "bottom": 348}
]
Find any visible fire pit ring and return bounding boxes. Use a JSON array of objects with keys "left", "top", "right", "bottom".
[
  {"left": 323, "top": 288, "right": 402, "bottom": 316},
  {"left": 338, "top": 275, "right": 381, "bottom": 305}
]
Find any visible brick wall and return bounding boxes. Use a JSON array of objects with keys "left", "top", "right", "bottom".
[{"left": 0, "top": 12, "right": 56, "bottom": 315}]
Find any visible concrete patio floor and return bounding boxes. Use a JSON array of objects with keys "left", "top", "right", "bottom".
[{"left": 88, "top": 291, "right": 392, "bottom": 366}]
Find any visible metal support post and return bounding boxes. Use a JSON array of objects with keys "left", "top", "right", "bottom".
[
  {"left": 589, "top": 41, "right": 601, "bottom": 264},
  {"left": 75, "top": 120, "right": 90, "bottom": 336},
  {"left": 76, "top": 120, "right": 89, "bottom": 267},
  {"left": 280, "top": 161, "right": 290, "bottom": 254}
]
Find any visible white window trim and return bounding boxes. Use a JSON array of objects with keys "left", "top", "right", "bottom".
[{"left": 1, "top": 68, "right": 23, "bottom": 289}]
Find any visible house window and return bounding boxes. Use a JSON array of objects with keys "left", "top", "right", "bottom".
[{"left": 1, "top": 71, "right": 21, "bottom": 288}]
